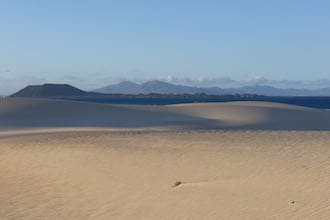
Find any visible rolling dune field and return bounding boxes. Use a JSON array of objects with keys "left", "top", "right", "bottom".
[
  {"left": 1, "top": 98, "right": 330, "bottom": 130},
  {"left": 0, "top": 98, "right": 330, "bottom": 219}
]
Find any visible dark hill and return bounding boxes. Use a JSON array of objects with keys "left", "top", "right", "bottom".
[{"left": 10, "top": 84, "right": 88, "bottom": 98}]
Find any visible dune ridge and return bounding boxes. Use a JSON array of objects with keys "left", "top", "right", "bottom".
[
  {"left": 1, "top": 98, "right": 330, "bottom": 130},
  {"left": 1, "top": 98, "right": 330, "bottom": 219}
]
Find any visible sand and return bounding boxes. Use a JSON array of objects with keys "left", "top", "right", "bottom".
[
  {"left": 0, "top": 98, "right": 330, "bottom": 219},
  {"left": 1, "top": 98, "right": 330, "bottom": 130}
]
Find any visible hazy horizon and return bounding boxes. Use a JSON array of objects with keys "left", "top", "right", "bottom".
[{"left": 3, "top": 76, "right": 330, "bottom": 96}]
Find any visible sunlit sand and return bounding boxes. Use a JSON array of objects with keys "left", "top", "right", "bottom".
[{"left": 0, "top": 98, "right": 329, "bottom": 219}]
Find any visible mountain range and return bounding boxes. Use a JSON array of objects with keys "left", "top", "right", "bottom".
[
  {"left": 93, "top": 80, "right": 330, "bottom": 96},
  {"left": 9, "top": 80, "right": 330, "bottom": 97}
]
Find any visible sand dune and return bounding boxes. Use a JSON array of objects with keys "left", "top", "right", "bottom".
[
  {"left": 0, "top": 98, "right": 214, "bottom": 129},
  {"left": 0, "top": 129, "right": 329, "bottom": 219},
  {"left": 167, "top": 102, "right": 330, "bottom": 130},
  {"left": 1, "top": 98, "right": 330, "bottom": 130},
  {"left": 1, "top": 98, "right": 330, "bottom": 219}
]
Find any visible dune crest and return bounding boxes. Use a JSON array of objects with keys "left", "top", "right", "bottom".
[
  {"left": 1, "top": 99, "right": 330, "bottom": 219},
  {"left": 1, "top": 98, "right": 330, "bottom": 130}
]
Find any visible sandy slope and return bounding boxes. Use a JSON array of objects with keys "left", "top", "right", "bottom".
[
  {"left": 0, "top": 129, "right": 329, "bottom": 219},
  {"left": 1, "top": 98, "right": 330, "bottom": 130},
  {"left": 1, "top": 99, "right": 330, "bottom": 219}
]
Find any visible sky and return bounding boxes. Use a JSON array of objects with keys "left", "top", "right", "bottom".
[{"left": 1, "top": 0, "right": 330, "bottom": 94}]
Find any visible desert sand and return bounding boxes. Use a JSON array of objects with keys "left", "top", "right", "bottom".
[
  {"left": 0, "top": 98, "right": 330, "bottom": 219},
  {"left": 1, "top": 98, "right": 330, "bottom": 130}
]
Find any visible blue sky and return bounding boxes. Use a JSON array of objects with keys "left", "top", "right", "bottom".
[{"left": 0, "top": 0, "right": 330, "bottom": 93}]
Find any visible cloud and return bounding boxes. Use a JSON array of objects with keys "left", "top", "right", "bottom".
[{"left": 158, "top": 76, "right": 330, "bottom": 90}]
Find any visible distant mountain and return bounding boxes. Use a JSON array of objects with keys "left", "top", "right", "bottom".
[
  {"left": 94, "top": 80, "right": 207, "bottom": 94},
  {"left": 93, "top": 81, "right": 141, "bottom": 94},
  {"left": 94, "top": 80, "right": 330, "bottom": 96},
  {"left": 139, "top": 80, "right": 206, "bottom": 94},
  {"left": 10, "top": 81, "right": 330, "bottom": 98},
  {"left": 11, "top": 84, "right": 88, "bottom": 98}
]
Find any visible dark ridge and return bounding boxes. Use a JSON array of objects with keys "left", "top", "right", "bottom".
[
  {"left": 7, "top": 83, "right": 330, "bottom": 109},
  {"left": 10, "top": 84, "right": 88, "bottom": 98}
]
